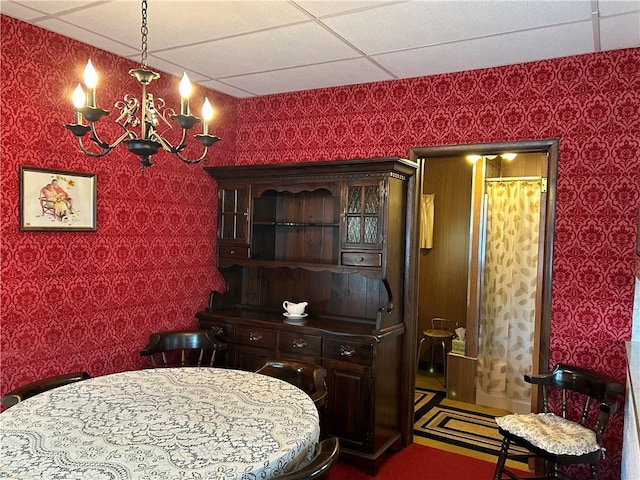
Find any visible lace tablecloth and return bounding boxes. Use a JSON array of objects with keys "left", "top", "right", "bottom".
[{"left": 0, "top": 368, "right": 320, "bottom": 480}]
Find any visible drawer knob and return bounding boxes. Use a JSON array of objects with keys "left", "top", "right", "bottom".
[
  {"left": 357, "top": 256, "right": 364, "bottom": 262},
  {"left": 292, "top": 338, "right": 307, "bottom": 349},
  {"left": 340, "top": 345, "right": 356, "bottom": 357},
  {"left": 210, "top": 326, "right": 224, "bottom": 336},
  {"left": 230, "top": 250, "right": 236, "bottom": 255},
  {"left": 249, "top": 332, "right": 263, "bottom": 342}
]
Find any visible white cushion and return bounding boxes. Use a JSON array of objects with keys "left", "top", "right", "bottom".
[{"left": 496, "top": 413, "right": 601, "bottom": 456}]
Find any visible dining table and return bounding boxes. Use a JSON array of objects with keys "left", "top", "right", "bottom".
[{"left": 0, "top": 367, "right": 321, "bottom": 480}]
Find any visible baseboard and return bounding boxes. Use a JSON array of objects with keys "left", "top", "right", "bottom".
[{"left": 475, "top": 388, "right": 530, "bottom": 414}]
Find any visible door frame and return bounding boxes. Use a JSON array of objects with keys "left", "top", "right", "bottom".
[{"left": 407, "top": 139, "right": 558, "bottom": 417}]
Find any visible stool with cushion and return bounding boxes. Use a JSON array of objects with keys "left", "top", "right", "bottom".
[
  {"left": 493, "top": 363, "right": 622, "bottom": 480},
  {"left": 416, "top": 317, "right": 459, "bottom": 386}
]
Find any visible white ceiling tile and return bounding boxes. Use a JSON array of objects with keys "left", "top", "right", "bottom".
[
  {"left": 222, "top": 58, "right": 394, "bottom": 96},
  {"left": 598, "top": 0, "right": 640, "bottom": 16},
  {"left": 373, "top": 21, "right": 595, "bottom": 78},
  {"left": 599, "top": 11, "right": 640, "bottom": 50},
  {"left": 36, "top": 18, "right": 139, "bottom": 58},
  {"left": 147, "top": 1, "right": 313, "bottom": 47},
  {"left": 0, "top": 1, "right": 44, "bottom": 20},
  {"left": 140, "top": 54, "right": 211, "bottom": 83},
  {"left": 293, "top": 0, "right": 403, "bottom": 18},
  {"left": 321, "top": 0, "right": 593, "bottom": 54},
  {"left": 199, "top": 79, "right": 256, "bottom": 98},
  {"left": 45, "top": 2, "right": 150, "bottom": 50},
  {"left": 0, "top": 1, "right": 101, "bottom": 17},
  {"left": 156, "top": 22, "right": 361, "bottom": 79},
  {"left": 51, "top": 1, "right": 312, "bottom": 52}
]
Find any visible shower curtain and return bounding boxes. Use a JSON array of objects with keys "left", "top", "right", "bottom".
[{"left": 476, "top": 179, "right": 541, "bottom": 409}]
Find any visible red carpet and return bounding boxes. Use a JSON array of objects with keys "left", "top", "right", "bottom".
[{"left": 328, "top": 443, "right": 530, "bottom": 479}]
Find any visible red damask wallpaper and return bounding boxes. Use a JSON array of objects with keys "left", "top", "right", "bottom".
[
  {"left": 1, "top": 14, "right": 638, "bottom": 479},
  {"left": 0, "top": 15, "right": 233, "bottom": 386}
]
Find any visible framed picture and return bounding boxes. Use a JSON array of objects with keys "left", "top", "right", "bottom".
[{"left": 20, "top": 166, "right": 97, "bottom": 231}]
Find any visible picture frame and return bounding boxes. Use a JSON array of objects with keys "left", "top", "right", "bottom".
[{"left": 20, "top": 166, "right": 97, "bottom": 231}]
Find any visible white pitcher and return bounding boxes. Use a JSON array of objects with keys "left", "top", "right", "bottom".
[{"left": 282, "top": 301, "right": 308, "bottom": 315}]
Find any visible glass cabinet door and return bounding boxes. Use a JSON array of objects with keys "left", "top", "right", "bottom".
[
  {"left": 219, "top": 185, "right": 250, "bottom": 244},
  {"left": 343, "top": 180, "right": 384, "bottom": 250}
]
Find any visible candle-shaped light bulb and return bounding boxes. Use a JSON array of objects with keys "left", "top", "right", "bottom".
[
  {"left": 72, "top": 83, "right": 85, "bottom": 124},
  {"left": 201, "top": 97, "right": 214, "bottom": 135},
  {"left": 179, "top": 73, "right": 192, "bottom": 115},
  {"left": 83, "top": 59, "right": 98, "bottom": 107}
]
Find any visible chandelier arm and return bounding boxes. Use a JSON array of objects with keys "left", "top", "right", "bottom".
[
  {"left": 76, "top": 136, "right": 114, "bottom": 158},
  {"left": 152, "top": 130, "right": 210, "bottom": 163},
  {"left": 88, "top": 124, "right": 136, "bottom": 151},
  {"left": 171, "top": 129, "right": 190, "bottom": 153},
  {"left": 151, "top": 128, "right": 192, "bottom": 154},
  {"left": 174, "top": 147, "right": 209, "bottom": 165}
]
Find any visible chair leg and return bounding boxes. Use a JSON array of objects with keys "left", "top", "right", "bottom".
[
  {"left": 494, "top": 436, "right": 510, "bottom": 480},
  {"left": 430, "top": 338, "right": 435, "bottom": 368},
  {"left": 417, "top": 336, "right": 426, "bottom": 366},
  {"left": 441, "top": 340, "right": 447, "bottom": 387}
]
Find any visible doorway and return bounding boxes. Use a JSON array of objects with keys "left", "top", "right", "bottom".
[{"left": 409, "top": 139, "right": 558, "bottom": 414}]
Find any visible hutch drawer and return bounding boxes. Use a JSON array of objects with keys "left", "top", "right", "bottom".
[
  {"left": 324, "top": 339, "right": 373, "bottom": 365},
  {"left": 199, "top": 320, "right": 235, "bottom": 343},
  {"left": 236, "top": 326, "right": 276, "bottom": 349},
  {"left": 278, "top": 331, "right": 322, "bottom": 357},
  {"left": 341, "top": 252, "right": 381, "bottom": 267},
  {"left": 219, "top": 245, "right": 250, "bottom": 259}
]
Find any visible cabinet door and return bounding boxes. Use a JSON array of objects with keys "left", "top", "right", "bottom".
[
  {"left": 235, "top": 345, "right": 272, "bottom": 371},
  {"left": 342, "top": 180, "right": 384, "bottom": 250},
  {"left": 219, "top": 184, "right": 250, "bottom": 244},
  {"left": 322, "top": 359, "right": 374, "bottom": 452}
]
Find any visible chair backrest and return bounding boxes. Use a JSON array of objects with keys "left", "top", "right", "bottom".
[
  {"left": 140, "top": 329, "right": 227, "bottom": 367},
  {"left": 1, "top": 371, "right": 91, "bottom": 408},
  {"left": 432, "top": 317, "right": 459, "bottom": 332},
  {"left": 275, "top": 437, "right": 339, "bottom": 480},
  {"left": 256, "top": 360, "right": 328, "bottom": 408},
  {"left": 525, "top": 363, "right": 623, "bottom": 443}
]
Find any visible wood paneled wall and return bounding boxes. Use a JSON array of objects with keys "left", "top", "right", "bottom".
[{"left": 417, "top": 156, "right": 472, "bottom": 361}]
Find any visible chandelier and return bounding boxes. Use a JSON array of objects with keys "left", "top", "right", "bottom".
[{"left": 63, "top": 0, "right": 220, "bottom": 170}]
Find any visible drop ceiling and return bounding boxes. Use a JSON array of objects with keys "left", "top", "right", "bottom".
[{"left": 2, "top": 0, "right": 639, "bottom": 98}]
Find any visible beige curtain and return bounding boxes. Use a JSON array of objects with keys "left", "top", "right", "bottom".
[{"left": 476, "top": 179, "right": 541, "bottom": 404}]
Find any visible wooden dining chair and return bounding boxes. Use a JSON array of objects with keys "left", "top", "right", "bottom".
[
  {"left": 275, "top": 437, "right": 340, "bottom": 480},
  {"left": 493, "top": 363, "right": 623, "bottom": 480},
  {"left": 140, "top": 329, "right": 228, "bottom": 368},
  {"left": 256, "top": 360, "right": 328, "bottom": 408},
  {"left": 1, "top": 371, "right": 91, "bottom": 408}
]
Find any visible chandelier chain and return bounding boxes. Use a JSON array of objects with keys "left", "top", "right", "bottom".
[{"left": 140, "top": 0, "right": 148, "bottom": 69}]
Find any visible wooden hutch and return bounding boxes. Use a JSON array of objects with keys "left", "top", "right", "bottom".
[{"left": 196, "top": 157, "right": 419, "bottom": 475}]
